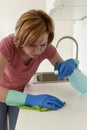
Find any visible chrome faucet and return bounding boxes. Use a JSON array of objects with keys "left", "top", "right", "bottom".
[{"left": 56, "top": 36, "right": 79, "bottom": 60}]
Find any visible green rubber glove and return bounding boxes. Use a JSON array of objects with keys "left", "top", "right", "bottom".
[{"left": 6, "top": 90, "right": 65, "bottom": 110}]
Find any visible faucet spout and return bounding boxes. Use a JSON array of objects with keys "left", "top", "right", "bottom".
[{"left": 56, "top": 36, "right": 79, "bottom": 60}]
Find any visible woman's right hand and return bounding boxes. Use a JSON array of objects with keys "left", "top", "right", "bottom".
[{"left": 25, "top": 94, "right": 65, "bottom": 110}]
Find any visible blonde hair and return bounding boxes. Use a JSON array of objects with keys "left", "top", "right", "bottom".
[{"left": 14, "top": 9, "right": 54, "bottom": 47}]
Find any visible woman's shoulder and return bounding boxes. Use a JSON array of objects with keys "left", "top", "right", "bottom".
[
  {"left": 1, "top": 34, "right": 14, "bottom": 44},
  {"left": 0, "top": 34, "right": 16, "bottom": 62},
  {"left": 39, "top": 44, "right": 57, "bottom": 61},
  {"left": 45, "top": 44, "right": 56, "bottom": 54}
]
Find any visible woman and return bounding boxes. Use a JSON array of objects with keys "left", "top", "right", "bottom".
[{"left": 0, "top": 9, "right": 77, "bottom": 130}]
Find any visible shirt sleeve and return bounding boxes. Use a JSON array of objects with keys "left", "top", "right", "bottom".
[
  {"left": 39, "top": 44, "right": 57, "bottom": 61},
  {"left": 0, "top": 35, "right": 15, "bottom": 62}
]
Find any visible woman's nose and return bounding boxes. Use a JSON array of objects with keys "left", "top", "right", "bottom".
[{"left": 34, "top": 46, "right": 41, "bottom": 53}]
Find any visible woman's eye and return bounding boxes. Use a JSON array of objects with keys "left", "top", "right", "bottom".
[
  {"left": 28, "top": 43, "right": 47, "bottom": 48},
  {"left": 29, "top": 45, "right": 36, "bottom": 47}
]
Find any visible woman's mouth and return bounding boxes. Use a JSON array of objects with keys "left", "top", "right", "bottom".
[{"left": 32, "top": 54, "right": 38, "bottom": 57}]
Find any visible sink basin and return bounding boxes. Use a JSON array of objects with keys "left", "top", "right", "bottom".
[{"left": 32, "top": 72, "right": 69, "bottom": 84}]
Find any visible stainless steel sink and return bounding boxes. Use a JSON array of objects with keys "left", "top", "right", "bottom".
[{"left": 32, "top": 72, "right": 69, "bottom": 84}]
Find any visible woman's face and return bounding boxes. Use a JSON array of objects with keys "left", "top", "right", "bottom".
[{"left": 22, "top": 33, "right": 48, "bottom": 58}]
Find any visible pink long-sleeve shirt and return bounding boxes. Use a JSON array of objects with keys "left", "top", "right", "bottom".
[{"left": 0, "top": 34, "right": 56, "bottom": 91}]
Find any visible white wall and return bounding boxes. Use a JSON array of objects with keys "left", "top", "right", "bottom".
[
  {"left": 73, "top": 18, "right": 87, "bottom": 73},
  {"left": 53, "top": 20, "right": 73, "bottom": 59},
  {"left": 0, "top": 0, "right": 46, "bottom": 39}
]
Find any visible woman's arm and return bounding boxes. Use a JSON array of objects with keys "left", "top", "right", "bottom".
[
  {"left": 50, "top": 51, "right": 63, "bottom": 65},
  {"left": 0, "top": 86, "right": 9, "bottom": 102},
  {"left": 0, "top": 52, "right": 9, "bottom": 102},
  {"left": 50, "top": 51, "right": 77, "bottom": 80},
  {"left": 0, "top": 52, "right": 8, "bottom": 79},
  {"left": 0, "top": 52, "right": 64, "bottom": 109}
]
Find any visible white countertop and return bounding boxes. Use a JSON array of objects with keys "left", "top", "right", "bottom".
[{"left": 15, "top": 82, "right": 87, "bottom": 130}]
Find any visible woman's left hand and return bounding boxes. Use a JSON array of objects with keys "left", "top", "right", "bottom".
[{"left": 58, "top": 58, "right": 77, "bottom": 80}]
